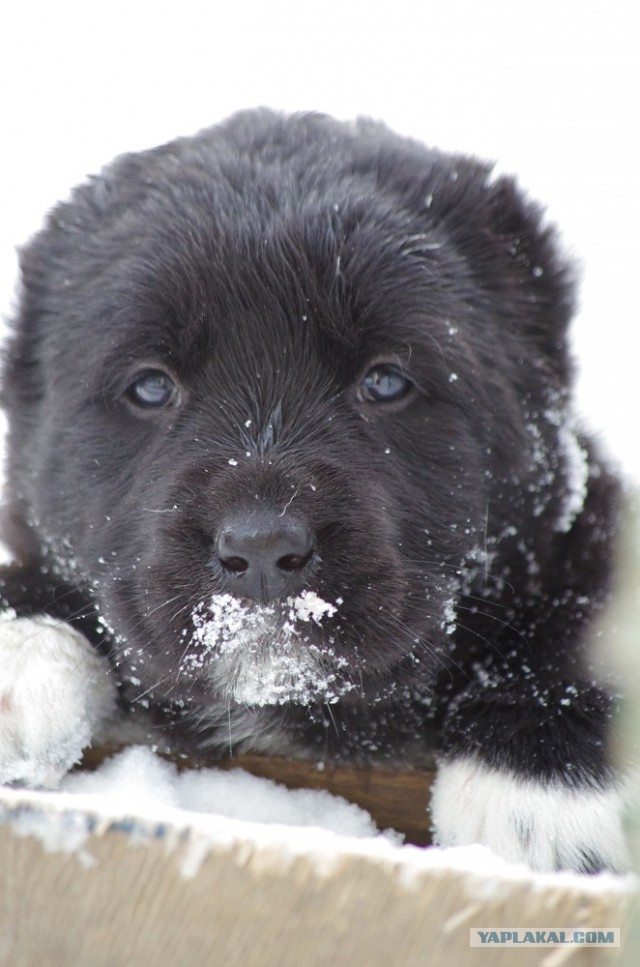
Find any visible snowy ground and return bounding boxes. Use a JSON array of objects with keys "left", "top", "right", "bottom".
[{"left": 0, "top": 1, "right": 638, "bottom": 874}]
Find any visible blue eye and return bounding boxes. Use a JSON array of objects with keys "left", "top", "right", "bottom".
[
  {"left": 127, "top": 370, "right": 178, "bottom": 409},
  {"left": 360, "top": 365, "right": 412, "bottom": 403}
]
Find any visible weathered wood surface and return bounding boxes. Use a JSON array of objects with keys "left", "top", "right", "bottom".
[{"left": 0, "top": 782, "right": 633, "bottom": 967}]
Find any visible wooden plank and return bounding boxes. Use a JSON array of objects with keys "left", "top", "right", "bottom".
[{"left": 0, "top": 787, "right": 633, "bottom": 967}]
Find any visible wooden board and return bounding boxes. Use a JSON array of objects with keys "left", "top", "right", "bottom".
[{"left": 0, "top": 780, "right": 635, "bottom": 967}]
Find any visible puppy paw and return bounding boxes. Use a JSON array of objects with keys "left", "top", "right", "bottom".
[
  {"left": 430, "top": 756, "right": 630, "bottom": 873},
  {"left": 0, "top": 615, "right": 117, "bottom": 787}
]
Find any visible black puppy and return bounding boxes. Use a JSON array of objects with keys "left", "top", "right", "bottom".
[{"left": 0, "top": 110, "right": 627, "bottom": 871}]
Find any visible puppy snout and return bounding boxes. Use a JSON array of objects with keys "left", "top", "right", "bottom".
[{"left": 216, "top": 508, "right": 314, "bottom": 603}]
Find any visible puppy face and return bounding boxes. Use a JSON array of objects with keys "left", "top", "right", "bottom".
[{"left": 4, "top": 111, "right": 575, "bottom": 743}]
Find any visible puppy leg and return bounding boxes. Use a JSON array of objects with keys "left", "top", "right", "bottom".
[
  {"left": 0, "top": 615, "right": 116, "bottom": 787},
  {"left": 431, "top": 755, "right": 629, "bottom": 873}
]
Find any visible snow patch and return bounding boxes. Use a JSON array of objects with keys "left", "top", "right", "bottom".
[
  {"left": 187, "top": 592, "right": 354, "bottom": 706},
  {"left": 287, "top": 590, "right": 339, "bottom": 623},
  {"left": 440, "top": 596, "right": 457, "bottom": 635},
  {"left": 541, "top": 398, "right": 590, "bottom": 532},
  {"left": 61, "top": 746, "right": 393, "bottom": 842},
  {"left": 526, "top": 419, "right": 555, "bottom": 517},
  {"left": 555, "top": 422, "right": 589, "bottom": 533},
  {"left": 526, "top": 400, "right": 590, "bottom": 532}
]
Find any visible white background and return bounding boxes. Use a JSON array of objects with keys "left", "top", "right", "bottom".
[{"left": 1, "top": 0, "right": 638, "bottom": 474}]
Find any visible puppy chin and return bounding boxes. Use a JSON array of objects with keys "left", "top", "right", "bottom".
[{"left": 184, "top": 591, "right": 356, "bottom": 707}]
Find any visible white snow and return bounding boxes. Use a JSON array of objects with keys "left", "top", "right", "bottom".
[
  {"left": 555, "top": 422, "right": 590, "bottom": 533},
  {"left": 60, "top": 745, "right": 396, "bottom": 841},
  {"left": 287, "top": 590, "right": 339, "bottom": 623},
  {"left": 189, "top": 592, "right": 354, "bottom": 706}
]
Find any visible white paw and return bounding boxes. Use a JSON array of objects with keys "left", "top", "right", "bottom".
[
  {"left": 430, "top": 756, "right": 630, "bottom": 873},
  {"left": 0, "top": 615, "right": 117, "bottom": 787}
]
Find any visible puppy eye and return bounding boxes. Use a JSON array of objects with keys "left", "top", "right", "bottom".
[
  {"left": 359, "top": 364, "right": 413, "bottom": 403},
  {"left": 126, "top": 370, "right": 178, "bottom": 409}
]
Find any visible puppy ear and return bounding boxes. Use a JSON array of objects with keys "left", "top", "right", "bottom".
[
  {"left": 485, "top": 171, "right": 576, "bottom": 328},
  {"left": 428, "top": 162, "right": 577, "bottom": 364}
]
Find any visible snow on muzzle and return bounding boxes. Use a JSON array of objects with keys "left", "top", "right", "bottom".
[{"left": 182, "top": 591, "right": 355, "bottom": 706}]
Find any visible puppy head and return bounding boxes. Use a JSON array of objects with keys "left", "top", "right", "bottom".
[{"left": 3, "top": 110, "right": 577, "bottom": 732}]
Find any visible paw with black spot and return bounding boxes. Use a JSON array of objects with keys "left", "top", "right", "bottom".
[{"left": 430, "top": 756, "right": 630, "bottom": 873}]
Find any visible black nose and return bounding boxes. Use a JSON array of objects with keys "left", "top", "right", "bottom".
[{"left": 216, "top": 508, "right": 314, "bottom": 603}]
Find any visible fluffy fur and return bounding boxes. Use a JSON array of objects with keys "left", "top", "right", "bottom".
[
  {"left": 0, "top": 615, "right": 116, "bottom": 785},
  {"left": 431, "top": 756, "right": 628, "bottom": 873},
  {"left": 0, "top": 110, "right": 625, "bottom": 870}
]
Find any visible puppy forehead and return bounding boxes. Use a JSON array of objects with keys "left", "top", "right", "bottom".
[
  {"left": 98, "top": 208, "right": 450, "bottom": 375},
  {"left": 42, "top": 118, "right": 481, "bottom": 376}
]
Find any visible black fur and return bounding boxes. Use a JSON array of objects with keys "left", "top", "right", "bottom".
[{"left": 1, "top": 110, "right": 620, "bottom": 791}]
